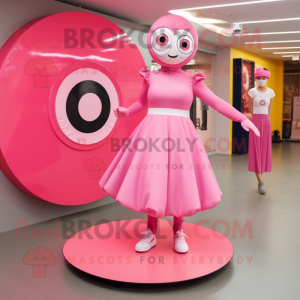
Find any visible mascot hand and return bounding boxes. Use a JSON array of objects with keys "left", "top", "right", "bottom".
[
  {"left": 114, "top": 107, "right": 130, "bottom": 118},
  {"left": 241, "top": 119, "right": 260, "bottom": 137}
]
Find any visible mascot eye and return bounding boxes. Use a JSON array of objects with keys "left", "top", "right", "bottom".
[
  {"left": 151, "top": 27, "right": 173, "bottom": 56},
  {"left": 174, "top": 30, "right": 194, "bottom": 58},
  {"left": 179, "top": 39, "right": 190, "bottom": 51},
  {"left": 156, "top": 34, "right": 169, "bottom": 46}
]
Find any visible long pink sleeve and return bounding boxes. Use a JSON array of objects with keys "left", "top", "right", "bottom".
[
  {"left": 127, "top": 78, "right": 148, "bottom": 116},
  {"left": 192, "top": 73, "right": 247, "bottom": 123}
]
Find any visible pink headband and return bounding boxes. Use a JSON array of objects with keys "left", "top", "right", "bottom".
[
  {"left": 147, "top": 15, "right": 198, "bottom": 68},
  {"left": 254, "top": 67, "right": 270, "bottom": 79}
]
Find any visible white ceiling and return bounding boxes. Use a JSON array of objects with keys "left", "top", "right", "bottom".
[{"left": 58, "top": 0, "right": 300, "bottom": 61}]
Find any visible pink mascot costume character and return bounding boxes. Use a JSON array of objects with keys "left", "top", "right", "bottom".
[{"left": 100, "top": 15, "right": 260, "bottom": 253}]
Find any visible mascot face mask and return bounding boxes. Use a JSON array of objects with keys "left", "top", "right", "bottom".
[{"left": 147, "top": 15, "right": 198, "bottom": 68}]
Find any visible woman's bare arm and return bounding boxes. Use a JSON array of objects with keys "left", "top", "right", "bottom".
[
  {"left": 248, "top": 95, "right": 253, "bottom": 115},
  {"left": 268, "top": 98, "right": 273, "bottom": 118}
]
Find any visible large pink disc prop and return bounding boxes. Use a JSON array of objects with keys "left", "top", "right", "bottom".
[
  {"left": 0, "top": 12, "right": 146, "bottom": 205},
  {"left": 63, "top": 220, "right": 234, "bottom": 283}
]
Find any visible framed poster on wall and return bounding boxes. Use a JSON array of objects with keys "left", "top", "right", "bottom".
[
  {"left": 282, "top": 74, "right": 299, "bottom": 139},
  {"left": 232, "top": 58, "right": 255, "bottom": 154}
]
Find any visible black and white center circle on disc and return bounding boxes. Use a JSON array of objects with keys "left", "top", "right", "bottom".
[
  {"left": 55, "top": 68, "right": 118, "bottom": 145},
  {"left": 66, "top": 81, "right": 110, "bottom": 133}
]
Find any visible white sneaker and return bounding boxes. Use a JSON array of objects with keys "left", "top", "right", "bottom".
[
  {"left": 258, "top": 181, "right": 266, "bottom": 194},
  {"left": 174, "top": 229, "right": 189, "bottom": 253},
  {"left": 135, "top": 228, "right": 156, "bottom": 252}
]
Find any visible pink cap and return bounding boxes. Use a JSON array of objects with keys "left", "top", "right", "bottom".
[
  {"left": 254, "top": 66, "right": 270, "bottom": 79},
  {"left": 147, "top": 15, "right": 198, "bottom": 68}
]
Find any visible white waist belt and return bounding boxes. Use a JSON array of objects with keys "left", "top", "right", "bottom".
[
  {"left": 253, "top": 107, "right": 268, "bottom": 114},
  {"left": 147, "top": 108, "right": 190, "bottom": 118}
]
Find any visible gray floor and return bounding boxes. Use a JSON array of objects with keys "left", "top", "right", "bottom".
[{"left": 1, "top": 142, "right": 299, "bottom": 300}]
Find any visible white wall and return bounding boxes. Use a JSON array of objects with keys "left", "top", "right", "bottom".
[
  {"left": 0, "top": 0, "right": 152, "bottom": 233},
  {"left": 215, "top": 47, "right": 231, "bottom": 155}
]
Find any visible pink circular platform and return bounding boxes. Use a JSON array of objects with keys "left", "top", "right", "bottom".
[{"left": 63, "top": 219, "right": 234, "bottom": 284}]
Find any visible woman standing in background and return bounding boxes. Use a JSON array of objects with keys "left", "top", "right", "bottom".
[{"left": 248, "top": 67, "right": 275, "bottom": 194}]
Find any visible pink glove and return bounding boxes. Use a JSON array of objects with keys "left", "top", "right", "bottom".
[
  {"left": 113, "top": 107, "right": 130, "bottom": 118},
  {"left": 241, "top": 119, "right": 260, "bottom": 137}
]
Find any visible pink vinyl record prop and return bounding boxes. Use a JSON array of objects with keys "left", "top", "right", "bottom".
[{"left": 0, "top": 12, "right": 146, "bottom": 205}]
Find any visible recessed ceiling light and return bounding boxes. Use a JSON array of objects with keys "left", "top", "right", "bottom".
[
  {"left": 212, "top": 12, "right": 231, "bottom": 17},
  {"left": 242, "top": 31, "right": 300, "bottom": 36},
  {"left": 273, "top": 51, "right": 300, "bottom": 54},
  {"left": 170, "top": 10, "right": 227, "bottom": 24},
  {"left": 235, "top": 17, "right": 300, "bottom": 25},
  {"left": 168, "top": 11, "right": 231, "bottom": 36},
  {"left": 263, "top": 47, "right": 300, "bottom": 49},
  {"left": 282, "top": 55, "right": 294, "bottom": 57},
  {"left": 169, "top": 0, "right": 282, "bottom": 11},
  {"left": 246, "top": 40, "right": 300, "bottom": 44}
]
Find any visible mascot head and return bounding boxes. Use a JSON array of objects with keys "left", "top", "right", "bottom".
[{"left": 147, "top": 15, "right": 198, "bottom": 68}]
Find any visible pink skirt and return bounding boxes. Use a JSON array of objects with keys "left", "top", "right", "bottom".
[
  {"left": 248, "top": 114, "right": 272, "bottom": 173},
  {"left": 99, "top": 114, "right": 222, "bottom": 218}
]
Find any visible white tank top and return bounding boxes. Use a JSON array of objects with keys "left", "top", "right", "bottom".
[{"left": 248, "top": 87, "right": 275, "bottom": 114}]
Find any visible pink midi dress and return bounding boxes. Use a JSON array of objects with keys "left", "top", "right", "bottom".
[{"left": 100, "top": 66, "right": 247, "bottom": 218}]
